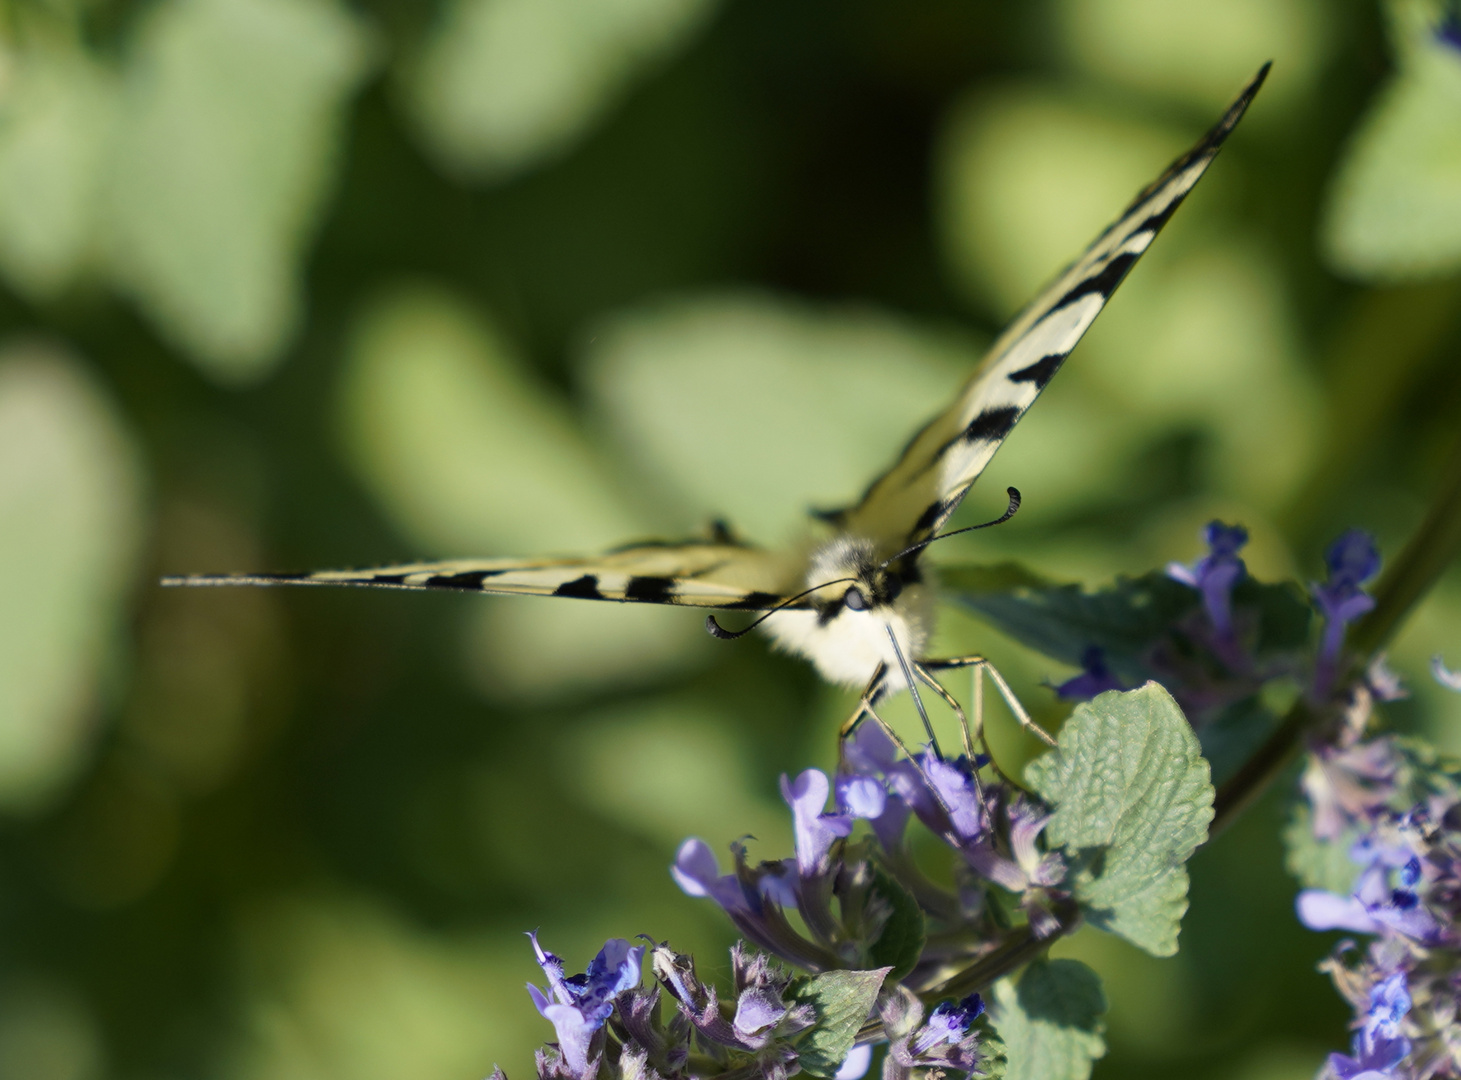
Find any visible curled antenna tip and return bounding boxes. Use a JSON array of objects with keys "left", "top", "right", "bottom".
[{"left": 706, "top": 614, "right": 744, "bottom": 640}]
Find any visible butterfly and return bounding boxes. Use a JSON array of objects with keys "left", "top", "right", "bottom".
[{"left": 165, "top": 65, "right": 1269, "bottom": 754}]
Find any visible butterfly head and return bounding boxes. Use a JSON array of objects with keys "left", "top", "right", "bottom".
[{"left": 806, "top": 537, "right": 923, "bottom": 623}]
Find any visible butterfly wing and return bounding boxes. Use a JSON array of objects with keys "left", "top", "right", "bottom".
[
  {"left": 839, "top": 63, "right": 1270, "bottom": 553},
  {"left": 161, "top": 540, "right": 806, "bottom": 611}
]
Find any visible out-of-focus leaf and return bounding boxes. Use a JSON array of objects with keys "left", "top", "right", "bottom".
[
  {"left": 338, "top": 286, "right": 708, "bottom": 699},
  {"left": 583, "top": 293, "right": 974, "bottom": 543},
  {"left": 463, "top": 599, "right": 710, "bottom": 701},
  {"left": 224, "top": 895, "right": 538, "bottom": 1080},
  {"left": 935, "top": 87, "right": 1190, "bottom": 316},
  {"left": 404, "top": 0, "right": 719, "bottom": 179},
  {"left": 0, "top": 977, "right": 105, "bottom": 1080},
  {"left": 558, "top": 697, "right": 791, "bottom": 852},
  {"left": 0, "top": 32, "right": 116, "bottom": 298},
  {"left": 1056, "top": 0, "right": 1327, "bottom": 116},
  {"left": 990, "top": 960, "right": 1106, "bottom": 1080},
  {"left": 0, "top": 345, "right": 143, "bottom": 811},
  {"left": 1322, "top": 40, "right": 1461, "bottom": 282},
  {"left": 1072, "top": 241, "right": 1321, "bottom": 510},
  {"left": 786, "top": 967, "right": 889, "bottom": 1078},
  {"left": 338, "top": 285, "right": 644, "bottom": 555},
  {"left": 1026, "top": 684, "right": 1213, "bottom": 957},
  {"left": 105, "top": 0, "right": 372, "bottom": 383}
]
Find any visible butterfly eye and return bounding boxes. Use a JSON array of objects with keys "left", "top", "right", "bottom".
[{"left": 844, "top": 587, "right": 867, "bottom": 612}]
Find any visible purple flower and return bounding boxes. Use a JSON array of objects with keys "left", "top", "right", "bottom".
[
  {"left": 835, "top": 773, "right": 887, "bottom": 820},
  {"left": 1326, "top": 972, "right": 1413, "bottom": 1080},
  {"left": 1168, "top": 520, "right": 1249, "bottom": 639},
  {"left": 885, "top": 753, "right": 988, "bottom": 851},
  {"left": 1367, "top": 655, "right": 1408, "bottom": 702},
  {"left": 1301, "top": 737, "right": 1403, "bottom": 842},
  {"left": 672, "top": 838, "right": 752, "bottom": 913},
  {"left": 1054, "top": 646, "right": 1127, "bottom": 701},
  {"left": 881, "top": 987, "right": 994, "bottom": 1080},
  {"left": 781, "top": 769, "right": 854, "bottom": 878},
  {"left": 1440, "top": 11, "right": 1461, "bottom": 51},
  {"left": 1297, "top": 863, "right": 1444, "bottom": 945},
  {"left": 1432, "top": 655, "right": 1461, "bottom": 692},
  {"left": 910, "top": 994, "right": 986, "bottom": 1055},
  {"left": 651, "top": 941, "right": 815, "bottom": 1059},
  {"left": 527, "top": 934, "right": 644, "bottom": 1079},
  {"left": 1312, "top": 530, "right": 1381, "bottom": 701}
]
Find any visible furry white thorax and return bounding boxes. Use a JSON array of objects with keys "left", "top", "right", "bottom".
[{"left": 760, "top": 535, "right": 938, "bottom": 689}]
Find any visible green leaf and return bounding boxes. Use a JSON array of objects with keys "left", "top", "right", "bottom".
[
  {"left": 990, "top": 960, "right": 1106, "bottom": 1080},
  {"left": 0, "top": 30, "right": 117, "bottom": 299},
  {"left": 1025, "top": 684, "right": 1214, "bottom": 956},
  {"left": 404, "top": 0, "right": 720, "bottom": 179},
  {"left": 337, "top": 286, "right": 708, "bottom": 701},
  {"left": 1322, "top": 40, "right": 1461, "bottom": 282},
  {"left": 945, "top": 565, "right": 1310, "bottom": 695},
  {"left": 0, "top": 346, "right": 144, "bottom": 810},
  {"left": 105, "top": 0, "right": 373, "bottom": 382},
  {"left": 945, "top": 565, "right": 1197, "bottom": 683},
  {"left": 787, "top": 967, "right": 889, "bottom": 1078},
  {"left": 583, "top": 293, "right": 974, "bottom": 542},
  {"left": 867, "top": 871, "right": 926, "bottom": 982}
]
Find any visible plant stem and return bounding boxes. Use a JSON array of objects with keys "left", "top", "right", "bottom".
[
  {"left": 1211, "top": 431, "right": 1461, "bottom": 839},
  {"left": 1352, "top": 433, "right": 1461, "bottom": 658},
  {"left": 1210, "top": 698, "right": 1314, "bottom": 838},
  {"left": 855, "top": 905, "right": 1081, "bottom": 1043}
]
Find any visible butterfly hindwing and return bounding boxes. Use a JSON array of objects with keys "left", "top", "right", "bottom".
[
  {"left": 841, "top": 63, "right": 1271, "bottom": 553},
  {"left": 161, "top": 541, "right": 804, "bottom": 611}
]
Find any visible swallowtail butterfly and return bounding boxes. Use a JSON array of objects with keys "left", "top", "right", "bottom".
[{"left": 166, "top": 65, "right": 1269, "bottom": 745}]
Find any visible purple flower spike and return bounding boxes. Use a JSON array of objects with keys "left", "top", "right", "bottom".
[
  {"left": 1433, "top": 655, "right": 1461, "bottom": 692},
  {"left": 1312, "top": 530, "right": 1381, "bottom": 700},
  {"left": 1167, "top": 520, "right": 1249, "bottom": 640},
  {"left": 780, "top": 769, "right": 853, "bottom": 878},
  {"left": 1054, "top": 646, "right": 1127, "bottom": 701},
  {"left": 527, "top": 934, "right": 644, "bottom": 1079},
  {"left": 1327, "top": 972, "right": 1413, "bottom": 1080}
]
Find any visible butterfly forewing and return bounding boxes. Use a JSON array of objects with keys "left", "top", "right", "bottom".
[
  {"left": 841, "top": 63, "right": 1271, "bottom": 554},
  {"left": 162, "top": 542, "right": 803, "bottom": 611}
]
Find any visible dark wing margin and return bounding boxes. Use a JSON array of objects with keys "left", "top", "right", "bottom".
[
  {"left": 160, "top": 541, "right": 804, "bottom": 612},
  {"left": 840, "top": 62, "right": 1271, "bottom": 552}
]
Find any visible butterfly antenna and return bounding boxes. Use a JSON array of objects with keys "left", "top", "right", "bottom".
[
  {"left": 705, "top": 577, "right": 856, "bottom": 640},
  {"left": 883, "top": 487, "right": 1022, "bottom": 567},
  {"left": 885, "top": 625, "right": 942, "bottom": 760}
]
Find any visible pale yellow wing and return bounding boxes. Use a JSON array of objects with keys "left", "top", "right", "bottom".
[
  {"left": 162, "top": 540, "right": 803, "bottom": 611},
  {"left": 840, "top": 64, "right": 1270, "bottom": 552}
]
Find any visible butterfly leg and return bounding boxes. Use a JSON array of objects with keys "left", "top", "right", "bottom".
[
  {"left": 839, "top": 662, "right": 889, "bottom": 742},
  {"left": 839, "top": 663, "right": 923, "bottom": 765},
  {"left": 920, "top": 655, "right": 1057, "bottom": 748}
]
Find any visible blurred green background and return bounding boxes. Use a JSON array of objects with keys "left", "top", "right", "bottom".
[{"left": 4, "top": 0, "right": 1461, "bottom": 1077}]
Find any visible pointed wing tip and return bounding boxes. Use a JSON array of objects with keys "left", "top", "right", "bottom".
[
  {"left": 1209, "top": 62, "right": 1272, "bottom": 143},
  {"left": 1229, "top": 60, "right": 1273, "bottom": 116},
  {"left": 158, "top": 573, "right": 310, "bottom": 588}
]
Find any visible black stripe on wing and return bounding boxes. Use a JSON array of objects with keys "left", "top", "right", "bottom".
[{"left": 160, "top": 556, "right": 803, "bottom": 612}]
